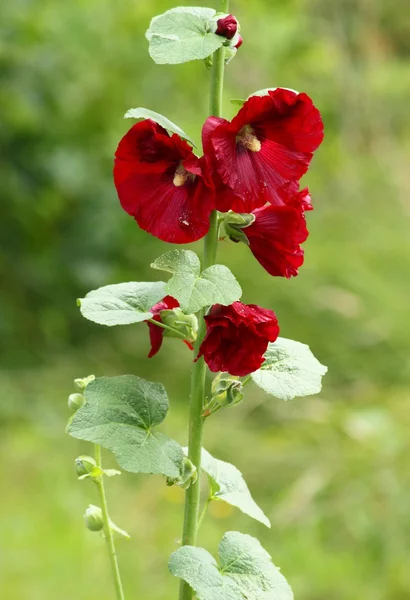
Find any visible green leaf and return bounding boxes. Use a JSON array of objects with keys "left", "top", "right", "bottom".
[
  {"left": 251, "top": 337, "right": 328, "bottom": 401},
  {"left": 77, "top": 281, "right": 166, "bottom": 326},
  {"left": 200, "top": 448, "right": 270, "bottom": 527},
  {"left": 68, "top": 375, "right": 183, "bottom": 478},
  {"left": 124, "top": 107, "right": 196, "bottom": 147},
  {"left": 151, "top": 250, "right": 242, "bottom": 314},
  {"left": 146, "top": 7, "right": 224, "bottom": 65},
  {"left": 229, "top": 98, "right": 246, "bottom": 107},
  {"left": 169, "top": 531, "right": 293, "bottom": 600}
]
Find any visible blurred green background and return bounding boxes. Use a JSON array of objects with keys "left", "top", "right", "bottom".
[{"left": 1, "top": 0, "right": 410, "bottom": 598}]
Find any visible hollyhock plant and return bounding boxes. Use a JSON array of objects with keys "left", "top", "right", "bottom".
[
  {"left": 197, "top": 301, "right": 280, "bottom": 376},
  {"left": 202, "top": 87, "right": 323, "bottom": 212},
  {"left": 67, "top": 6, "right": 328, "bottom": 600},
  {"left": 114, "top": 119, "right": 214, "bottom": 244}
]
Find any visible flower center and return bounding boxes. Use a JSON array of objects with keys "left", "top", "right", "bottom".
[
  {"left": 173, "top": 164, "right": 189, "bottom": 187},
  {"left": 236, "top": 125, "right": 261, "bottom": 152}
]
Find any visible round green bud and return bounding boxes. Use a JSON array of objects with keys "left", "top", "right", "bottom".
[
  {"left": 84, "top": 505, "right": 104, "bottom": 532},
  {"left": 75, "top": 455, "right": 97, "bottom": 477},
  {"left": 68, "top": 393, "right": 85, "bottom": 412}
]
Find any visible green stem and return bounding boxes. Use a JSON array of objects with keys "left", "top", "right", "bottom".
[
  {"left": 197, "top": 496, "right": 213, "bottom": 533},
  {"left": 94, "top": 445, "right": 125, "bottom": 600},
  {"left": 178, "top": 3, "right": 228, "bottom": 599}
]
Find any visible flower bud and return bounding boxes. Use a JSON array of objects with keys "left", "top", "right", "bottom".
[
  {"left": 75, "top": 455, "right": 97, "bottom": 477},
  {"left": 166, "top": 457, "right": 198, "bottom": 490},
  {"left": 211, "top": 373, "right": 244, "bottom": 408},
  {"left": 84, "top": 504, "right": 104, "bottom": 531},
  {"left": 223, "top": 212, "right": 255, "bottom": 244},
  {"left": 160, "top": 308, "right": 198, "bottom": 344},
  {"left": 215, "top": 14, "right": 238, "bottom": 40},
  {"left": 74, "top": 374, "right": 95, "bottom": 391},
  {"left": 68, "top": 393, "right": 85, "bottom": 412}
]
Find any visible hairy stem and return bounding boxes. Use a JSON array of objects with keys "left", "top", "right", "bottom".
[
  {"left": 94, "top": 445, "right": 125, "bottom": 600},
  {"left": 178, "top": 2, "right": 228, "bottom": 599}
]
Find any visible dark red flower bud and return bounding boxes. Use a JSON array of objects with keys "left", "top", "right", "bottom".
[
  {"left": 114, "top": 120, "right": 214, "bottom": 244},
  {"left": 201, "top": 88, "right": 323, "bottom": 213},
  {"left": 215, "top": 14, "right": 238, "bottom": 40},
  {"left": 197, "top": 302, "right": 279, "bottom": 376},
  {"left": 234, "top": 35, "right": 243, "bottom": 49}
]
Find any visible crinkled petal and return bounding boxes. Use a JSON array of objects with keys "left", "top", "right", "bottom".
[{"left": 198, "top": 301, "right": 279, "bottom": 376}]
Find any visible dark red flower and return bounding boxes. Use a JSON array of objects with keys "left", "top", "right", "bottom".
[
  {"left": 243, "top": 202, "right": 309, "bottom": 278},
  {"left": 147, "top": 296, "right": 180, "bottom": 358},
  {"left": 197, "top": 301, "right": 279, "bottom": 376},
  {"left": 202, "top": 88, "right": 323, "bottom": 212},
  {"left": 114, "top": 120, "right": 214, "bottom": 244},
  {"left": 215, "top": 14, "right": 238, "bottom": 40}
]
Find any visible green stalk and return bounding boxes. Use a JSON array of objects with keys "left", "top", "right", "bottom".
[
  {"left": 94, "top": 445, "right": 125, "bottom": 600},
  {"left": 178, "top": 3, "right": 228, "bottom": 599}
]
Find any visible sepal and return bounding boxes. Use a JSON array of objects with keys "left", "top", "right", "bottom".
[
  {"left": 160, "top": 308, "right": 198, "bottom": 343},
  {"left": 166, "top": 457, "right": 197, "bottom": 490},
  {"left": 210, "top": 373, "right": 244, "bottom": 409},
  {"left": 74, "top": 374, "right": 95, "bottom": 391}
]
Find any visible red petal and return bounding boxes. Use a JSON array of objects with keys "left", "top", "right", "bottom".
[
  {"left": 207, "top": 89, "right": 323, "bottom": 209},
  {"left": 147, "top": 316, "right": 165, "bottom": 358},
  {"left": 244, "top": 203, "right": 308, "bottom": 278},
  {"left": 151, "top": 295, "right": 179, "bottom": 316},
  {"left": 114, "top": 121, "right": 214, "bottom": 243}
]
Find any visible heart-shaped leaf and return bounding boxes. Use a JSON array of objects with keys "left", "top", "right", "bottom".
[
  {"left": 169, "top": 531, "right": 293, "bottom": 600},
  {"left": 124, "top": 107, "right": 196, "bottom": 147},
  {"left": 251, "top": 337, "right": 328, "bottom": 401},
  {"left": 77, "top": 281, "right": 166, "bottom": 326},
  {"left": 200, "top": 448, "right": 270, "bottom": 527},
  {"left": 151, "top": 250, "right": 242, "bottom": 314},
  {"left": 68, "top": 375, "right": 183, "bottom": 478},
  {"left": 146, "top": 7, "right": 224, "bottom": 65}
]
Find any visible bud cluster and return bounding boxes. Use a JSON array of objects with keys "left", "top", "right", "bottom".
[{"left": 209, "top": 13, "right": 243, "bottom": 64}]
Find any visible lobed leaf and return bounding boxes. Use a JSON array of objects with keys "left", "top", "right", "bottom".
[
  {"left": 77, "top": 281, "right": 166, "bottom": 326},
  {"left": 151, "top": 249, "right": 241, "bottom": 314},
  {"left": 124, "top": 107, "right": 196, "bottom": 146},
  {"left": 197, "top": 448, "right": 271, "bottom": 527},
  {"left": 146, "top": 7, "right": 224, "bottom": 65},
  {"left": 68, "top": 375, "right": 183, "bottom": 478},
  {"left": 251, "top": 337, "right": 328, "bottom": 401},
  {"left": 169, "top": 531, "right": 293, "bottom": 600}
]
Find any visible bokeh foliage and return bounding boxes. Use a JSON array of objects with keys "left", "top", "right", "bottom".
[{"left": 1, "top": 0, "right": 410, "bottom": 598}]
